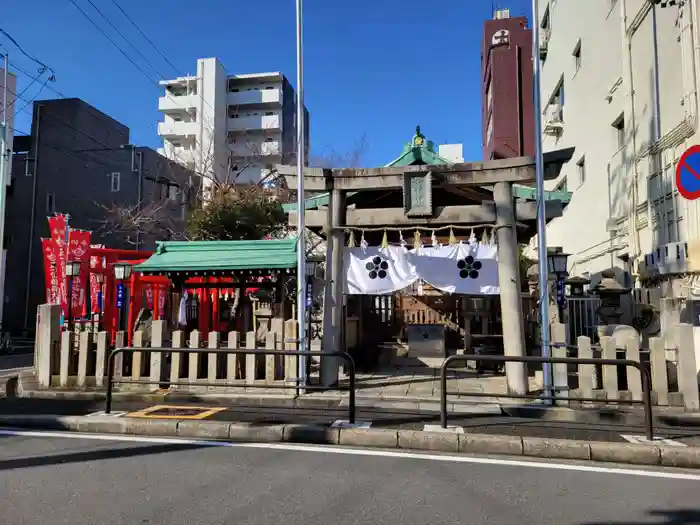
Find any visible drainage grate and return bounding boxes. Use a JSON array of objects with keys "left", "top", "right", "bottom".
[{"left": 126, "top": 405, "right": 226, "bottom": 420}]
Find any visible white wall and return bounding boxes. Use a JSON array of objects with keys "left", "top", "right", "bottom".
[{"left": 530, "top": 0, "right": 700, "bottom": 283}]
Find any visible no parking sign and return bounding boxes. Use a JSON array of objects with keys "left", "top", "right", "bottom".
[{"left": 676, "top": 145, "right": 700, "bottom": 200}]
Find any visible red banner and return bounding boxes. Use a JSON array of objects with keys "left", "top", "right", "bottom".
[
  {"left": 145, "top": 285, "right": 154, "bottom": 310},
  {"left": 41, "top": 239, "right": 60, "bottom": 305},
  {"left": 47, "top": 214, "right": 68, "bottom": 317},
  {"left": 89, "top": 246, "right": 104, "bottom": 314},
  {"left": 68, "top": 229, "right": 92, "bottom": 318},
  {"left": 158, "top": 285, "right": 166, "bottom": 318}
]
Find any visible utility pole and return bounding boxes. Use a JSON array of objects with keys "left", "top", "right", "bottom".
[
  {"left": 0, "top": 52, "right": 10, "bottom": 332},
  {"left": 531, "top": 0, "right": 553, "bottom": 403},
  {"left": 23, "top": 104, "right": 41, "bottom": 329}
]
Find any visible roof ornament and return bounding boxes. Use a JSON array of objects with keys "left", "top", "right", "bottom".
[{"left": 412, "top": 125, "right": 425, "bottom": 147}]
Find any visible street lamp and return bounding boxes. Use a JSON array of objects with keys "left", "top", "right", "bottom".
[
  {"left": 547, "top": 251, "right": 570, "bottom": 278},
  {"left": 65, "top": 261, "right": 82, "bottom": 331},
  {"left": 547, "top": 250, "right": 570, "bottom": 321},
  {"left": 113, "top": 263, "right": 132, "bottom": 331},
  {"left": 113, "top": 262, "right": 132, "bottom": 281}
]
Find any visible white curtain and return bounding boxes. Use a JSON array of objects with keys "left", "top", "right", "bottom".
[
  {"left": 344, "top": 242, "right": 500, "bottom": 295},
  {"left": 411, "top": 243, "right": 499, "bottom": 295},
  {"left": 344, "top": 245, "right": 417, "bottom": 295}
]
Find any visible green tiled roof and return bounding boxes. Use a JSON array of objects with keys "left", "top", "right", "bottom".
[{"left": 134, "top": 238, "right": 297, "bottom": 274}]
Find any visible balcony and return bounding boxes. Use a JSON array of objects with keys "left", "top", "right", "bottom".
[
  {"left": 230, "top": 140, "right": 281, "bottom": 157},
  {"left": 228, "top": 114, "right": 280, "bottom": 132},
  {"left": 158, "top": 121, "right": 198, "bottom": 138},
  {"left": 227, "top": 88, "right": 282, "bottom": 107},
  {"left": 159, "top": 94, "right": 198, "bottom": 112}
]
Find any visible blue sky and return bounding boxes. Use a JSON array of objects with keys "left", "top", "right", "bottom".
[{"left": 2, "top": 0, "right": 532, "bottom": 166}]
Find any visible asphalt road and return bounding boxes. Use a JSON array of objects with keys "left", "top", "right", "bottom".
[
  {"left": 0, "top": 352, "right": 33, "bottom": 374},
  {"left": 2, "top": 397, "right": 700, "bottom": 446},
  {"left": 1, "top": 432, "right": 700, "bottom": 524}
]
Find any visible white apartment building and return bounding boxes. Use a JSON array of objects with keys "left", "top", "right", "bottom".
[
  {"left": 157, "top": 58, "right": 308, "bottom": 189},
  {"left": 532, "top": 0, "right": 700, "bottom": 303}
]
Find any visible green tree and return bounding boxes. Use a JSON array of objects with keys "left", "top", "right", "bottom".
[{"left": 187, "top": 183, "right": 286, "bottom": 241}]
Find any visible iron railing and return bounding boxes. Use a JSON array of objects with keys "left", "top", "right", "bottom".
[
  {"left": 440, "top": 354, "right": 654, "bottom": 440},
  {"left": 105, "top": 347, "right": 356, "bottom": 423}
]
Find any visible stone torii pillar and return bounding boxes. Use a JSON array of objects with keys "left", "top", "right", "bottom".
[
  {"left": 493, "top": 182, "right": 528, "bottom": 395},
  {"left": 320, "top": 179, "right": 346, "bottom": 386}
]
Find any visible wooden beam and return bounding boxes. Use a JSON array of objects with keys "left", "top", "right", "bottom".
[
  {"left": 276, "top": 147, "right": 575, "bottom": 191},
  {"left": 289, "top": 201, "right": 564, "bottom": 228}
]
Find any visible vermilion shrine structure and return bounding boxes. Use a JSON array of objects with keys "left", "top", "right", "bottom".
[{"left": 280, "top": 128, "right": 574, "bottom": 394}]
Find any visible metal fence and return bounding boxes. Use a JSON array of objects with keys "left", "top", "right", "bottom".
[
  {"left": 105, "top": 347, "right": 357, "bottom": 423},
  {"left": 439, "top": 353, "right": 654, "bottom": 440},
  {"left": 566, "top": 297, "right": 601, "bottom": 344}
]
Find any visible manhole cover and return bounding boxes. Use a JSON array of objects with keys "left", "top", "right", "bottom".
[{"left": 127, "top": 405, "right": 226, "bottom": 420}]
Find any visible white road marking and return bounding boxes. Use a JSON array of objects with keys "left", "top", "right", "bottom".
[
  {"left": 620, "top": 434, "right": 687, "bottom": 447},
  {"left": 86, "top": 411, "right": 127, "bottom": 418},
  {"left": 331, "top": 420, "right": 371, "bottom": 429},
  {"left": 423, "top": 424, "right": 465, "bottom": 434},
  {"left": 1, "top": 428, "right": 700, "bottom": 480}
]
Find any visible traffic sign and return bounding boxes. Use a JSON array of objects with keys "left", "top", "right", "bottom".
[{"left": 675, "top": 145, "right": 700, "bottom": 200}]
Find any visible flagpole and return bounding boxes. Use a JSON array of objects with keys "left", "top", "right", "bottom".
[
  {"left": 295, "top": 0, "right": 307, "bottom": 390},
  {"left": 531, "top": 0, "right": 553, "bottom": 404}
]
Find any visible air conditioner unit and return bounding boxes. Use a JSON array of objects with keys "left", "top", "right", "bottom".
[
  {"left": 539, "top": 33, "right": 549, "bottom": 60},
  {"left": 656, "top": 246, "right": 667, "bottom": 275},
  {"left": 643, "top": 252, "right": 659, "bottom": 277},
  {"left": 543, "top": 104, "right": 563, "bottom": 136},
  {"left": 663, "top": 241, "right": 688, "bottom": 274}
]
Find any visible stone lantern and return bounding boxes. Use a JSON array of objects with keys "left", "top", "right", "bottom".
[
  {"left": 565, "top": 275, "right": 590, "bottom": 297},
  {"left": 592, "top": 269, "right": 630, "bottom": 326}
]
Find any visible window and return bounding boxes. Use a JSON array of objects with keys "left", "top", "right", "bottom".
[
  {"left": 168, "top": 185, "right": 179, "bottom": 201},
  {"left": 573, "top": 40, "right": 581, "bottom": 72},
  {"left": 541, "top": 7, "right": 550, "bottom": 32},
  {"left": 110, "top": 172, "right": 121, "bottom": 192},
  {"left": 612, "top": 113, "right": 625, "bottom": 149},
  {"left": 576, "top": 156, "right": 585, "bottom": 186},
  {"left": 554, "top": 176, "right": 568, "bottom": 192},
  {"left": 548, "top": 80, "right": 565, "bottom": 121},
  {"left": 486, "top": 113, "right": 494, "bottom": 146},
  {"left": 485, "top": 75, "right": 493, "bottom": 116},
  {"left": 46, "top": 192, "right": 55, "bottom": 214}
]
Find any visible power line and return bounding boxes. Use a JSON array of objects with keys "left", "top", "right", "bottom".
[
  {"left": 82, "top": 0, "right": 167, "bottom": 80},
  {"left": 7, "top": 82, "right": 213, "bottom": 182},
  {"left": 69, "top": 0, "right": 161, "bottom": 86},
  {"left": 69, "top": 0, "right": 215, "bottom": 146},
  {"left": 6, "top": 58, "right": 65, "bottom": 99},
  {"left": 109, "top": 0, "right": 180, "bottom": 75},
  {"left": 0, "top": 28, "right": 56, "bottom": 78}
]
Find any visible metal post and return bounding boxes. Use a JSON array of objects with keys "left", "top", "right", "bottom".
[
  {"left": 531, "top": 0, "right": 553, "bottom": 404},
  {"left": 295, "top": 0, "right": 307, "bottom": 388},
  {"left": 134, "top": 149, "right": 143, "bottom": 251},
  {"left": 67, "top": 276, "right": 74, "bottom": 332}
]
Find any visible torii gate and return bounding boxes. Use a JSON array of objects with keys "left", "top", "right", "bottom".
[{"left": 279, "top": 146, "right": 574, "bottom": 394}]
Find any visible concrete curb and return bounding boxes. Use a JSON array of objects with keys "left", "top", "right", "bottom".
[
  {"left": 14, "top": 389, "right": 503, "bottom": 414},
  {"left": 0, "top": 415, "right": 699, "bottom": 469}
]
